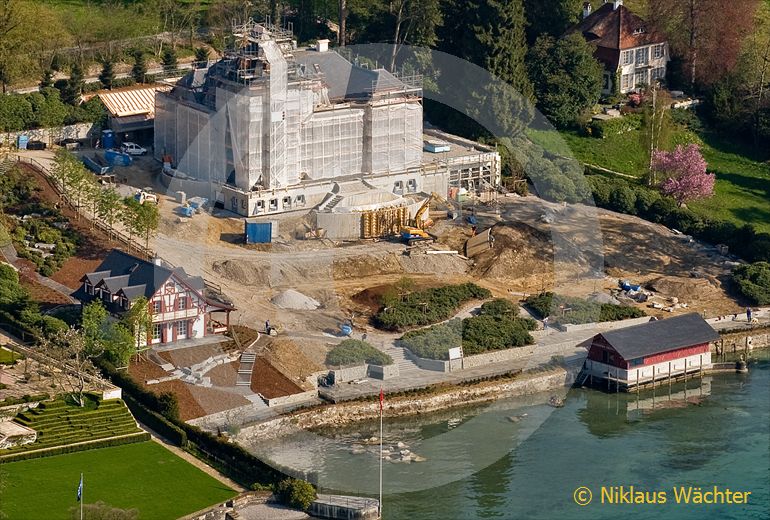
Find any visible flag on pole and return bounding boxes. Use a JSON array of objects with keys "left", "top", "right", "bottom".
[
  {"left": 77, "top": 474, "right": 83, "bottom": 502},
  {"left": 379, "top": 388, "right": 384, "bottom": 413}
]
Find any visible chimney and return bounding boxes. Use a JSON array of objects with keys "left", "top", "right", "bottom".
[
  {"left": 613, "top": 0, "right": 623, "bottom": 9},
  {"left": 583, "top": 2, "right": 592, "bottom": 18},
  {"left": 316, "top": 39, "right": 329, "bottom": 53}
]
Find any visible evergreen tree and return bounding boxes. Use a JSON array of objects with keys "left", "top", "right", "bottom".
[
  {"left": 438, "top": 0, "right": 534, "bottom": 138},
  {"left": 99, "top": 59, "right": 115, "bottom": 89},
  {"left": 161, "top": 48, "right": 178, "bottom": 73},
  {"left": 527, "top": 33, "right": 604, "bottom": 128},
  {"left": 523, "top": 0, "right": 582, "bottom": 44},
  {"left": 194, "top": 47, "right": 209, "bottom": 65},
  {"left": 63, "top": 64, "right": 85, "bottom": 105},
  {"left": 40, "top": 69, "right": 54, "bottom": 89},
  {"left": 131, "top": 51, "right": 147, "bottom": 84}
]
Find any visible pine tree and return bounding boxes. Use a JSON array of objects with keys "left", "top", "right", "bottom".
[
  {"left": 63, "top": 64, "right": 85, "bottom": 105},
  {"left": 131, "top": 51, "right": 147, "bottom": 84},
  {"left": 438, "top": 0, "right": 534, "bottom": 138},
  {"left": 99, "top": 59, "right": 115, "bottom": 90},
  {"left": 161, "top": 49, "right": 178, "bottom": 73},
  {"left": 523, "top": 0, "right": 582, "bottom": 44}
]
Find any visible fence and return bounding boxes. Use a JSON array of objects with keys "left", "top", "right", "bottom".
[{"left": 14, "top": 155, "right": 156, "bottom": 260}]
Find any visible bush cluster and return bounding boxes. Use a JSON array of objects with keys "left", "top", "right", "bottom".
[
  {"left": 524, "top": 292, "right": 645, "bottom": 325},
  {"left": 0, "top": 88, "right": 105, "bottom": 132},
  {"left": 731, "top": 262, "right": 770, "bottom": 305},
  {"left": 588, "top": 175, "right": 770, "bottom": 263},
  {"left": 373, "top": 283, "right": 491, "bottom": 331},
  {"left": 276, "top": 478, "right": 317, "bottom": 512},
  {"left": 326, "top": 339, "right": 393, "bottom": 367},
  {"left": 400, "top": 299, "right": 536, "bottom": 360}
]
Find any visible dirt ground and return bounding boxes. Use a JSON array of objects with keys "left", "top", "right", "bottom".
[
  {"left": 250, "top": 357, "right": 303, "bottom": 399},
  {"left": 19, "top": 163, "right": 127, "bottom": 290}
]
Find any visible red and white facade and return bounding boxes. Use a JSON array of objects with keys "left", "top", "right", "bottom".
[
  {"left": 585, "top": 336, "right": 712, "bottom": 389},
  {"left": 149, "top": 275, "right": 218, "bottom": 345}
]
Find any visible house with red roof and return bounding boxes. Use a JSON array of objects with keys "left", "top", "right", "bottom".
[{"left": 568, "top": 0, "right": 669, "bottom": 94}]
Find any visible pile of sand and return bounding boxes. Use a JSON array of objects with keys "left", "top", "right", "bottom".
[{"left": 271, "top": 289, "right": 320, "bottom": 310}]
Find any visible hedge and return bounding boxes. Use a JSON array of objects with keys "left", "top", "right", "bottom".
[
  {"left": 0, "top": 432, "right": 150, "bottom": 463},
  {"left": 588, "top": 114, "right": 643, "bottom": 138},
  {"left": 96, "top": 359, "right": 285, "bottom": 488},
  {"left": 122, "top": 394, "right": 187, "bottom": 448},
  {"left": 0, "top": 393, "right": 50, "bottom": 407},
  {"left": 587, "top": 175, "right": 770, "bottom": 264},
  {"left": 731, "top": 262, "right": 770, "bottom": 305}
]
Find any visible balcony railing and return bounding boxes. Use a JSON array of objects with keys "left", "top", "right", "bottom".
[{"left": 152, "top": 308, "right": 200, "bottom": 322}]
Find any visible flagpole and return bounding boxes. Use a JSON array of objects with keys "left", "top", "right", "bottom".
[
  {"left": 379, "top": 388, "right": 383, "bottom": 519},
  {"left": 80, "top": 473, "right": 83, "bottom": 520}
]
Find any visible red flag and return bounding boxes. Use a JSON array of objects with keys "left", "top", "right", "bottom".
[{"left": 379, "top": 388, "right": 384, "bottom": 413}]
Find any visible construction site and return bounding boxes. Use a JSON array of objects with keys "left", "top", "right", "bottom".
[{"left": 153, "top": 20, "right": 500, "bottom": 240}]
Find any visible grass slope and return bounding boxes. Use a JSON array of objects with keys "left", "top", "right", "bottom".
[
  {"left": 0, "top": 441, "right": 236, "bottom": 520},
  {"left": 529, "top": 127, "right": 770, "bottom": 233}
]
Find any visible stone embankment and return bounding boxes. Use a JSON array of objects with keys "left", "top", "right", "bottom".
[{"left": 237, "top": 365, "right": 579, "bottom": 442}]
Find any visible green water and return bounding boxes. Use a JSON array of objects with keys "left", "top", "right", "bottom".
[{"left": 252, "top": 352, "right": 769, "bottom": 520}]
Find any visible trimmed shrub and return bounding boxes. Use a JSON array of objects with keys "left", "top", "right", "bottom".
[
  {"left": 123, "top": 394, "right": 187, "bottom": 447},
  {"left": 588, "top": 114, "right": 643, "bottom": 138},
  {"left": 276, "top": 478, "right": 317, "bottom": 511},
  {"left": 326, "top": 339, "right": 393, "bottom": 366},
  {"left": 732, "top": 262, "right": 770, "bottom": 305}
]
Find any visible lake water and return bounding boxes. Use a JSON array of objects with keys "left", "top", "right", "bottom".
[{"left": 250, "top": 352, "right": 769, "bottom": 520}]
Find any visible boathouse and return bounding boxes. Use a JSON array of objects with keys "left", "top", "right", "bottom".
[{"left": 583, "top": 313, "right": 719, "bottom": 390}]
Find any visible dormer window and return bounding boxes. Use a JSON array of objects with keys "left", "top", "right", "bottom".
[
  {"left": 633, "top": 27, "right": 646, "bottom": 35},
  {"left": 85, "top": 282, "right": 93, "bottom": 295}
]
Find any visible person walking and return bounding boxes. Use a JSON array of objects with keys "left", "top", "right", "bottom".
[
  {"left": 746, "top": 308, "right": 752, "bottom": 323},
  {"left": 265, "top": 320, "right": 270, "bottom": 333}
]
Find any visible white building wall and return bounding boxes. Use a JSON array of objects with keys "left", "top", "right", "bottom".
[
  {"left": 617, "top": 43, "right": 669, "bottom": 93},
  {"left": 586, "top": 351, "right": 712, "bottom": 386}
]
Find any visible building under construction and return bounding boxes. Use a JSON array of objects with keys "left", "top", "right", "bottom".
[{"left": 154, "top": 21, "right": 500, "bottom": 238}]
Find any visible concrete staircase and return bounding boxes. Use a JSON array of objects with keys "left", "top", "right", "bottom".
[
  {"left": 236, "top": 352, "right": 256, "bottom": 386},
  {"left": 319, "top": 194, "right": 344, "bottom": 212},
  {"left": 384, "top": 344, "right": 421, "bottom": 377}
]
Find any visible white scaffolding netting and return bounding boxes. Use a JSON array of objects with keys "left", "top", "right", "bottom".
[
  {"left": 300, "top": 108, "right": 364, "bottom": 180},
  {"left": 365, "top": 99, "right": 422, "bottom": 174}
]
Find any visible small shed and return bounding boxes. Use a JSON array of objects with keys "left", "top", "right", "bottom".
[
  {"left": 244, "top": 219, "right": 273, "bottom": 244},
  {"left": 584, "top": 313, "right": 719, "bottom": 390}
]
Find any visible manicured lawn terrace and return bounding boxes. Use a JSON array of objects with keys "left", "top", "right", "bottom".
[
  {"left": 528, "top": 127, "right": 770, "bottom": 233},
  {"left": 0, "top": 441, "right": 237, "bottom": 520}
]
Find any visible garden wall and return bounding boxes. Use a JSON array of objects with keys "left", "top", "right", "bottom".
[
  {"left": 264, "top": 390, "right": 318, "bottom": 408},
  {"left": 449, "top": 345, "right": 537, "bottom": 371},
  {"left": 559, "top": 316, "right": 653, "bottom": 333},
  {"left": 0, "top": 123, "right": 98, "bottom": 146},
  {"left": 331, "top": 363, "right": 400, "bottom": 382}
]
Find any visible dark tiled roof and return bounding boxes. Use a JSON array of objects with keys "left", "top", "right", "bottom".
[
  {"left": 598, "top": 313, "right": 719, "bottom": 361},
  {"left": 294, "top": 50, "right": 406, "bottom": 100},
  {"left": 76, "top": 250, "right": 176, "bottom": 301},
  {"left": 567, "top": 3, "right": 665, "bottom": 51},
  {"left": 83, "top": 270, "right": 111, "bottom": 285},
  {"left": 117, "top": 284, "right": 148, "bottom": 300}
]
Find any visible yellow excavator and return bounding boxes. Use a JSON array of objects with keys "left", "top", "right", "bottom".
[{"left": 399, "top": 192, "right": 448, "bottom": 245}]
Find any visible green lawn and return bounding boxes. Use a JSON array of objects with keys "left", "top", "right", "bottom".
[
  {"left": 529, "top": 126, "right": 770, "bottom": 233},
  {"left": 0, "top": 347, "right": 22, "bottom": 364},
  {"left": 0, "top": 441, "right": 237, "bottom": 520}
]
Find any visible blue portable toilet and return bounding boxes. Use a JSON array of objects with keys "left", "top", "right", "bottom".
[
  {"left": 244, "top": 219, "right": 272, "bottom": 244},
  {"left": 17, "top": 135, "right": 29, "bottom": 150},
  {"left": 101, "top": 130, "right": 115, "bottom": 150}
]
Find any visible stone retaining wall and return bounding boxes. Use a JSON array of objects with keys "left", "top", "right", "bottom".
[
  {"left": 264, "top": 390, "right": 318, "bottom": 408},
  {"left": 236, "top": 366, "right": 579, "bottom": 442}
]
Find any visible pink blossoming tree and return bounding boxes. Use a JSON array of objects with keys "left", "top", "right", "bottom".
[{"left": 652, "top": 144, "right": 715, "bottom": 206}]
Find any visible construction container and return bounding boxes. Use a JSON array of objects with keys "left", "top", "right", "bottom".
[
  {"left": 245, "top": 219, "right": 272, "bottom": 243},
  {"left": 17, "top": 135, "right": 28, "bottom": 150},
  {"left": 101, "top": 130, "right": 115, "bottom": 150},
  {"left": 104, "top": 149, "right": 133, "bottom": 166}
]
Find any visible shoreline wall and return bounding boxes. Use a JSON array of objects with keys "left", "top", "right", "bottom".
[{"left": 236, "top": 365, "right": 580, "bottom": 442}]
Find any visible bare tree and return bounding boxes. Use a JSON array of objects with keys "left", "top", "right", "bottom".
[{"left": 37, "top": 327, "right": 101, "bottom": 407}]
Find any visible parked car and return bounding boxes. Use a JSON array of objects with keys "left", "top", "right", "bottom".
[
  {"left": 120, "top": 142, "right": 147, "bottom": 156},
  {"left": 27, "top": 140, "right": 46, "bottom": 150}
]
